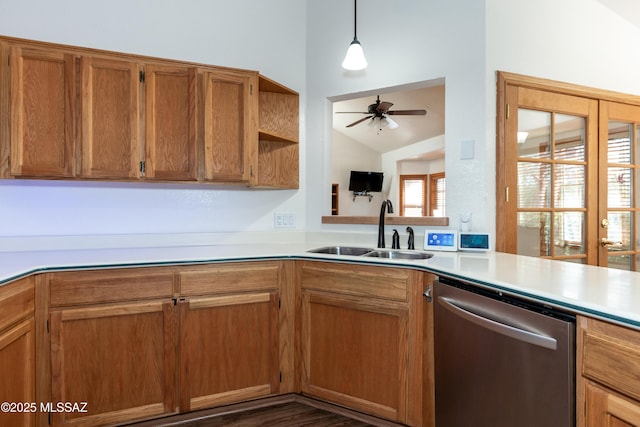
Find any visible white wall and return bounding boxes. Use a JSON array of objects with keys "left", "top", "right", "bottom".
[
  {"left": 331, "top": 131, "right": 383, "bottom": 216},
  {"left": 308, "top": 0, "right": 640, "bottom": 239},
  {"left": 0, "top": 0, "right": 307, "bottom": 237},
  {"left": 307, "top": 0, "right": 486, "bottom": 234},
  {"left": 4, "top": 0, "right": 640, "bottom": 242}
]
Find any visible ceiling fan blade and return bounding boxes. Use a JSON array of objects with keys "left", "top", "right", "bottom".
[
  {"left": 386, "top": 109, "right": 427, "bottom": 116},
  {"left": 346, "top": 116, "right": 373, "bottom": 128},
  {"left": 376, "top": 101, "right": 394, "bottom": 113},
  {"left": 346, "top": 115, "right": 374, "bottom": 127}
]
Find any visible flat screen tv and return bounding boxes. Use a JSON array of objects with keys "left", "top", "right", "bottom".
[{"left": 348, "top": 171, "right": 384, "bottom": 193}]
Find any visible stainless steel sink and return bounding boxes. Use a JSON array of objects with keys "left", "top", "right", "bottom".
[
  {"left": 364, "top": 250, "right": 434, "bottom": 260},
  {"left": 307, "top": 246, "right": 433, "bottom": 260},
  {"left": 307, "top": 246, "right": 375, "bottom": 256}
]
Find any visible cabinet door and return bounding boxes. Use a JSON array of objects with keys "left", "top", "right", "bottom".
[
  {"left": 81, "top": 56, "right": 141, "bottom": 179},
  {"left": 50, "top": 300, "right": 175, "bottom": 427},
  {"left": 0, "top": 319, "right": 35, "bottom": 427},
  {"left": 203, "top": 70, "right": 257, "bottom": 182},
  {"left": 299, "top": 290, "right": 409, "bottom": 423},
  {"left": 586, "top": 382, "right": 640, "bottom": 426},
  {"left": 178, "top": 291, "right": 280, "bottom": 411},
  {"left": 144, "top": 64, "right": 198, "bottom": 181},
  {"left": 0, "top": 276, "right": 35, "bottom": 427},
  {"left": 9, "top": 46, "right": 76, "bottom": 177}
]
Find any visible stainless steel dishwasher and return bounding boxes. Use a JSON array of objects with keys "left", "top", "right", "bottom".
[{"left": 434, "top": 276, "right": 575, "bottom": 427}]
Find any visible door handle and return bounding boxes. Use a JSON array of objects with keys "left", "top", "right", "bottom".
[
  {"left": 437, "top": 296, "right": 558, "bottom": 350},
  {"left": 601, "top": 238, "right": 623, "bottom": 248}
]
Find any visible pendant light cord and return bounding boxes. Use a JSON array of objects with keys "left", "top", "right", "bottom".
[{"left": 353, "top": 0, "right": 358, "bottom": 40}]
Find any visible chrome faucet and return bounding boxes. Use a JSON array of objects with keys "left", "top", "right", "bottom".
[{"left": 378, "top": 199, "right": 394, "bottom": 248}]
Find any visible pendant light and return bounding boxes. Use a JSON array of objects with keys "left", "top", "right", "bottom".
[{"left": 342, "top": 0, "right": 367, "bottom": 71}]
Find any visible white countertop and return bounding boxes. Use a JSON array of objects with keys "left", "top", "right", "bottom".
[{"left": 2, "top": 237, "right": 640, "bottom": 329}]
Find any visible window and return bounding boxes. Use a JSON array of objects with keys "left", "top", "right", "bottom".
[
  {"left": 429, "top": 173, "right": 445, "bottom": 216},
  {"left": 400, "top": 175, "right": 427, "bottom": 216}
]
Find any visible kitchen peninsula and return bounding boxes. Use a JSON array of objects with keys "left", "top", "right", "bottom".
[{"left": 1, "top": 234, "right": 640, "bottom": 426}]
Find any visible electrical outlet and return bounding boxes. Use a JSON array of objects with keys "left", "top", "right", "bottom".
[{"left": 274, "top": 212, "right": 296, "bottom": 229}]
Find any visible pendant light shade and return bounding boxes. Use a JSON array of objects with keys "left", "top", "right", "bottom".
[{"left": 342, "top": 0, "right": 367, "bottom": 71}]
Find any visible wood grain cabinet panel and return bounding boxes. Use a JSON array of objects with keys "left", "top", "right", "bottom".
[
  {"left": 0, "top": 277, "right": 35, "bottom": 427},
  {"left": 80, "top": 56, "right": 141, "bottom": 179},
  {"left": 9, "top": 46, "right": 76, "bottom": 177},
  {"left": 578, "top": 315, "right": 640, "bottom": 427},
  {"left": 178, "top": 292, "right": 280, "bottom": 411},
  {"left": 298, "top": 261, "right": 431, "bottom": 426},
  {"left": 203, "top": 69, "right": 258, "bottom": 182},
  {"left": 50, "top": 300, "right": 176, "bottom": 427},
  {"left": 177, "top": 261, "right": 288, "bottom": 411},
  {"left": 144, "top": 64, "right": 198, "bottom": 181}
]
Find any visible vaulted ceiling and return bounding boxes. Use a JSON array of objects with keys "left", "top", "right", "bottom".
[{"left": 332, "top": 82, "right": 445, "bottom": 159}]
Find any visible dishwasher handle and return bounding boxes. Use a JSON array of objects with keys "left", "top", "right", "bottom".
[{"left": 438, "top": 296, "right": 558, "bottom": 350}]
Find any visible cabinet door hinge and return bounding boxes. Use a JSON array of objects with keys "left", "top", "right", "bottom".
[
  {"left": 278, "top": 298, "right": 281, "bottom": 309},
  {"left": 250, "top": 84, "right": 253, "bottom": 96},
  {"left": 505, "top": 186, "right": 510, "bottom": 203},
  {"left": 139, "top": 70, "right": 145, "bottom": 83},
  {"left": 139, "top": 161, "right": 146, "bottom": 174},
  {"left": 506, "top": 103, "right": 510, "bottom": 119}
]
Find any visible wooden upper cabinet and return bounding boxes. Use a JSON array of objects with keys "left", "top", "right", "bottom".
[
  {"left": 254, "top": 76, "right": 299, "bottom": 188},
  {"left": 9, "top": 46, "right": 76, "bottom": 177},
  {"left": 0, "top": 36, "right": 298, "bottom": 187},
  {"left": 144, "top": 64, "right": 198, "bottom": 181},
  {"left": 203, "top": 69, "right": 258, "bottom": 182},
  {"left": 80, "top": 56, "right": 141, "bottom": 179}
]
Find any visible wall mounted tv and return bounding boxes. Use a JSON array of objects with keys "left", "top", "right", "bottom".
[{"left": 348, "top": 171, "right": 384, "bottom": 193}]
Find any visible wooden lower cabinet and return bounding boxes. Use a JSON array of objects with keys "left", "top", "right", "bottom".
[
  {"left": 298, "top": 261, "right": 433, "bottom": 427},
  {"left": 578, "top": 315, "right": 640, "bottom": 426},
  {"left": 585, "top": 382, "right": 640, "bottom": 426},
  {"left": 49, "top": 300, "right": 176, "bottom": 427},
  {"left": 44, "top": 261, "right": 291, "bottom": 426},
  {"left": 0, "top": 277, "right": 35, "bottom": 427},
  {"left": 178, "top": 291, "right": 280, "bottom": 411}
]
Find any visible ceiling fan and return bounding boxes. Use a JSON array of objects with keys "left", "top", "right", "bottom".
[{"left": 337, "top": 95, "right": 427, "bottom": 129}]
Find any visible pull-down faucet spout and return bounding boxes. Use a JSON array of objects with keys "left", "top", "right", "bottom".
[{"left": 378, "top": 199, "right": 394, "bottom": 248}]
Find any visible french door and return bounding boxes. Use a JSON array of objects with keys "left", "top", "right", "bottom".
[
  {"left": 497, "top": 72, "right": 640, "bottom": 270},
  {"left": 599, "top": 101, "right": 640, "bottom": 270}
]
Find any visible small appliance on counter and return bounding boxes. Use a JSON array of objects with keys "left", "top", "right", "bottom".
[
  {"left": 424, "top": 229, "right": 458, "bottom": 252},
  {"left": 458, "top": 232, "right": 490, "bottom": 252}
]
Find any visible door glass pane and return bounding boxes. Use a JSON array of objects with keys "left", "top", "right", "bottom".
[
  {"left": 554, "top": 212, "right": 585, "bottom": 255},
  {"left": 518, "top": 162, "right": 551, "bottom": 208},
  {"left": 554, "top": 164, "right": 584, "bottom": 208},
  {"left": 637, "top": 212, "right": 640, "bottom": 250},
  {"left": 608, "top": 167, "right": 632, "bottom": 208},
  {"left": 517, "top": 212, "right": 551, "bottom": 257},
  {"left": 608, "top": 254, "right": 632, "bottom": 271},
  {"left": 608, "top": 121, "right": 631, "bottom": 164},
  {"left": 518, "top": 109, "right": 551, "bottom": 159},
  {"left": 555, "top": 114, "right": 585, "bottom": 161},
  {"left": 607, "top": 211, "right": 631, "bottom": 251}
]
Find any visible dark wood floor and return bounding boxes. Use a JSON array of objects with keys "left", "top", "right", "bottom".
[{"left": 127, "top": 395, "right": 405, "bottom": 427}]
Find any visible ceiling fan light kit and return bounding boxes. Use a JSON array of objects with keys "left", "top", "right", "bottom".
[{"left": 342, "top": 0, "right": 368, "bottom": 71}]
